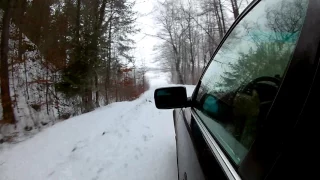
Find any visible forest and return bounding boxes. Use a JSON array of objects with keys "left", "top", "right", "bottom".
[
  {"left": 0, "top": 0, "right": 253, "bottom": 141},
  {"left": 0, "top": 0, "right": 148, "bottom": 140}
]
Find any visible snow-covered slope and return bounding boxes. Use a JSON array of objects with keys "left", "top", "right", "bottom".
[
  {"left": 0, "top": 25, "right": 69, "bottom": 141},
  {"left": 0, "top": 85, "right": 195, "bottom": 180}
]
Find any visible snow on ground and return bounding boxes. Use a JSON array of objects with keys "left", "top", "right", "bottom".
[{"left": 0, "top": 85, "right": 195, "bottom": 180}]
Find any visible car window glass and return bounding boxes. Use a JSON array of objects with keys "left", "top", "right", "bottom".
[{"left": 194, "top": 0, "right": 308, "bottom": 165}]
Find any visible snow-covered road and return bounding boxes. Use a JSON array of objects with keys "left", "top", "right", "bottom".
[{"left": 0, "top": 86, "right": 194, "bottom": 180}]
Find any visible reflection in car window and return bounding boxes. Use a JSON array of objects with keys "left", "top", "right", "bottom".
[{"left": 194, "top": 0, "right": 308, "bottom": 165}]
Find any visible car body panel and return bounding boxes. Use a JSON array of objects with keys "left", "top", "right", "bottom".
[
  {"left": 174, "top": 109, "right": 205, "bottom": 180},
  {"left": 265, "top": 50, "right": 320, "bottom": 180},
  {"left": 172, "top": 0, "right": 320, "bottom": 180}
]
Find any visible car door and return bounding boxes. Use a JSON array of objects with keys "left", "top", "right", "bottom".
[
  {"left": 174, "top": 108, "right": 206, "bottom": 180},
  {"left": 175, "top": 0, "right": 318, "bottom": 179}
]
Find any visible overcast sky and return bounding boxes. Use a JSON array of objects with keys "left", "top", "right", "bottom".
[
  {"left": 132, "top": 0, "right": 160, "bottom": 68},
  {"left": 132, "top": 0, "right": 170, "bottom": 87}
]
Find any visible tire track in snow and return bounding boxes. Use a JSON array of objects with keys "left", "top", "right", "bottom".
[{"left": 0, "top": 88, "right": 188, "bottom": 180}]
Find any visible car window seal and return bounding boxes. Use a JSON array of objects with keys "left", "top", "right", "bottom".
[{"left": 191, "top": 108, "right": 242, "bottom": 180}]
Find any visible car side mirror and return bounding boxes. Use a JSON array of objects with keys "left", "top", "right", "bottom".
[{"left": 154, "top": 86, "right": 190, "bottom": 109}]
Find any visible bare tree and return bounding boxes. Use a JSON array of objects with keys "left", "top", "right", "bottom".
[
  {"left": 230, "top": 0, "right": 240, "bottom": 20},
  {"left": 154, "top": 1, "right": 187, "bottom": 84},
  {"left": 153, "top": 0, "right": 253, "bottom": 84}
]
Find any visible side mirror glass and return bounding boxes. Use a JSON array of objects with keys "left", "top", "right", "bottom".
[{"left": 154, "top": 86, "right": 188, "bottom": 109}]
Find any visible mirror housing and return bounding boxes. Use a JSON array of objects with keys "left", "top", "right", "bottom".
[{"left": 154, "top": 86, "right": 190, "bottom": 109}]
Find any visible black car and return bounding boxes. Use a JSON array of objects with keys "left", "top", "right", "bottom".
[{"left": 154, "top": 0, "right": 319, "bottom": 179}]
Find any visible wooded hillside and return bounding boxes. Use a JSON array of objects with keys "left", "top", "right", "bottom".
[{"left": 0, "top": 0, "right": 148, "bottom": 141}]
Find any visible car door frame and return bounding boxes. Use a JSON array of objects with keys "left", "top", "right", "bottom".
[{"left": 187, "top": 0, "right": 320, "bottom": 180}]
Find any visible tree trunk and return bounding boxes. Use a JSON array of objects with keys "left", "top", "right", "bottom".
[
  {"left": 105, "top": 0, "right": 113, "bottom": 104},
  {"left": 182, "top": 43, "right": 186, "bottom": 83},
  {"left": 18, "top": 10, "right": 29, "bottom": 100},
  {"left": 83, "top": 86, "right": 93, "bottom": 113},
  {"left": 95, "top": 73, "right": 99, "bottom": 107},
  {"left": 172, "top": 44, "right": 184, "bottom": 84},
  {"left": 174, "top": 49, "right": 184, "bottom": 84},
  {"left": 115, "top": 74, "right": 118, "bottom": 102},
  {"left": 87, "top": 85, "right": 93, "bottom": 111},
  {"left": 23, "top": 54, "right": 29, "bottom": 100},
  {"left": 187, "top": 13, "right": 195, "bottom": 84},
  {"left": 0, "top": 0, "right": 16, "bottom": 124},
  {"left": 175, "top": 63, "right": 184, "bottom": 84},
  {"left": 213, "top": 0, "right": 223, "bottom": 40},
  {"left": 99, "top": 0, "right": 107, "bottom": 28},
  {"left": 142, "top": 72, "right": 145, "bottom": 91},
  {"left": 76, "top": 0, "right": 81, "bottom": 45},
  {"left": 11, "top": 55, "right": 17, "bottom": 111},
  {"left": 93, "top": 0, "right": 107, "bottom": 107},
  {"left": 45, "top": 60, "right": 49, "bottom": 115},
  {"left": 218, "top": 0, "right": 227, "bottom": 34},
  {"left": 230, "top": 0, "right": 239, "bottom": 20}
]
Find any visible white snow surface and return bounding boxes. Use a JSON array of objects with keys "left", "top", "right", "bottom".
[{"left": 0, "top": 85, "right": 195, "bottom": 180}]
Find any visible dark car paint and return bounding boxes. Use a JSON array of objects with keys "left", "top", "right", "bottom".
[
  {"left": 174, "top": 109, "right": 206, "bottom": 180},
  {"left": 172, "top": 0, "right": 320, "bottom": 180},
  {"left": 266, "top": 51, "right": 320, "bottom": 180}
]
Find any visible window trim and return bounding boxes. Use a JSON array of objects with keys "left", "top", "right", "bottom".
[
  {"left": 193, "top": 108, "right": 246, "bottom": 167},
  {"left": 191, "top": 108, "right": 241, "bottom": 180}
]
